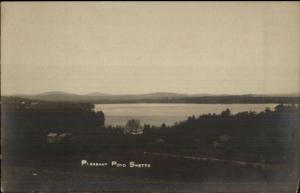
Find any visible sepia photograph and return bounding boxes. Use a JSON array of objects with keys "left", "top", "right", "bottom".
[{"left": 1, "top": 2, "right": 300, "bottom": 192}]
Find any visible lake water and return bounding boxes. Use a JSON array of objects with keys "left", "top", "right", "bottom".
[{"left": 95, "top": 103, "right": 278, "bottom": 126}]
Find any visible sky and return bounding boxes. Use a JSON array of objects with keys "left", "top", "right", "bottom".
[{"left": 1, "top": 2, "right": 300, "bottom": 95}]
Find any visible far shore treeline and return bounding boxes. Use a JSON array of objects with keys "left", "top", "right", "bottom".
[{"left": 5, "top": 92, "right": 300, "bottom": 104}]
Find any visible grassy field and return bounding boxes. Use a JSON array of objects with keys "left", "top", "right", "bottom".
[{"left": 2, "top": 150, "right": 297, "bottom": 192}]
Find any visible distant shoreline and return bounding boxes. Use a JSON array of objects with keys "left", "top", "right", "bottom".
[{"left": 3, "top": 94, "right": 300, "bottom": 104}]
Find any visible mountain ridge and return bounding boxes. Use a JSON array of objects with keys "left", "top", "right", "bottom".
[{"left": 5, "top": 91, "right": 299, "bottom": 103}]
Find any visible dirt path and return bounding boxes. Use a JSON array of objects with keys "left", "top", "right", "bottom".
[{"left": 143, "top": 151, "right": 286, "bottom": 170}]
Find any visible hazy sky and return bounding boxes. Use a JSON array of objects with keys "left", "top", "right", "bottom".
[{"left": 2, "top": 2, "right": 300, "bottom": 95}]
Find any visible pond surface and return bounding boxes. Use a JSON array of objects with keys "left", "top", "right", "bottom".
[{"left": 95, "top": 103, "right": 278, "bottom": 126}]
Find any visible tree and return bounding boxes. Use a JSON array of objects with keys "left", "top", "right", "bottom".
[
  {"left": 96, "top": 111, "right": 105, "bottom": 126},
  {"left": 125, "top": 119, "right": 143, "bottom": 135},
  {"left": 221, "top": 108, "right": 231, "bottom": 117}
]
